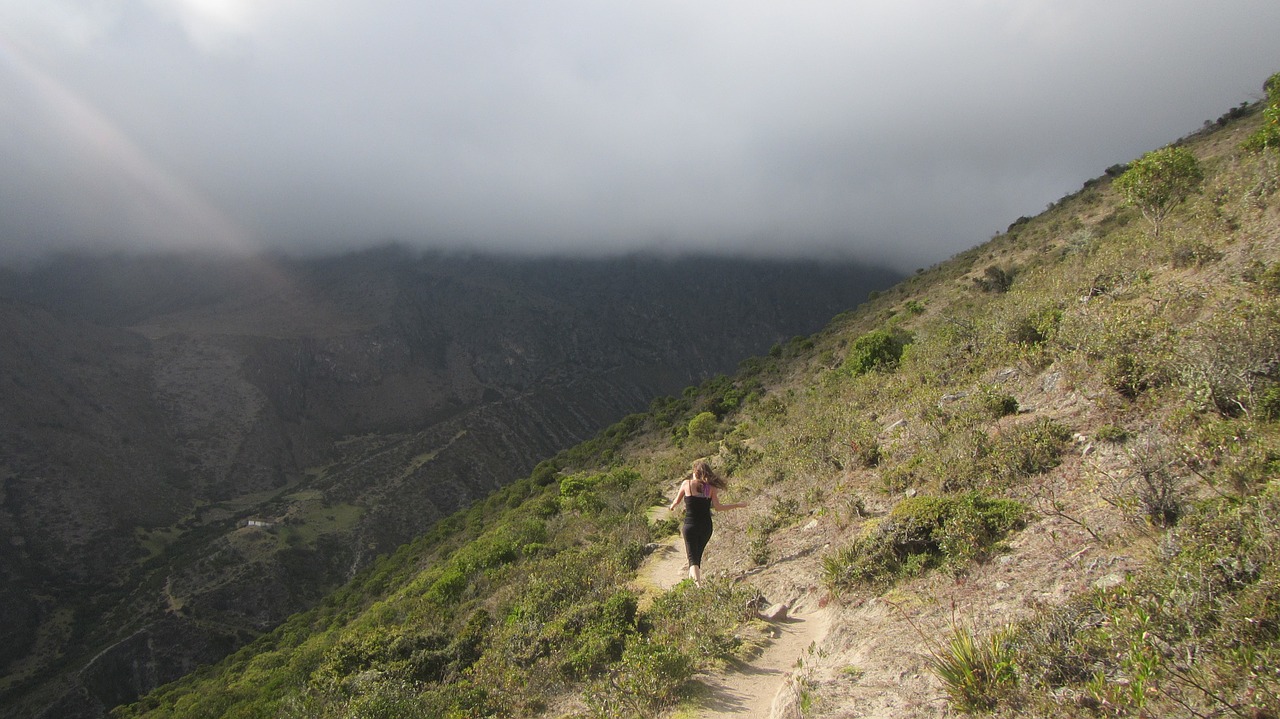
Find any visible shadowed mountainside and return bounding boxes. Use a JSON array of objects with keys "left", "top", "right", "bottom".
[{"left": 0, "top": 248, "right": 901, "bottom": 717}]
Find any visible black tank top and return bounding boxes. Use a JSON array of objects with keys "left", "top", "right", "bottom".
[{"left": 684, "top": 482, "right": 712, "bottom": 524}]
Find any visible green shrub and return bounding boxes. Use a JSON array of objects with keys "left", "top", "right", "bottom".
[
  {"left": 746, "top": 498, "right": 802, "bottom": 566},
  {"left": 984, "top": 417, "right": 1072, "bottom": 486},
  {"left": 1247, "top": 261, "right": 1280, "bottom": 296},
  {"left": 643, "top": 578, "right": 758, "bottom": 663},
  {"left": 686, "top": 411, "right": 719, "bottom": 441},
  {"left": 1007, "top": 306, "right": 1062, "bottom": 347},
  {"left": 1127, "top": 435, "right": 1184, "bottom": 527},
  {"left": 530, "top": 460, "right": 561, "bottom": 486},
  {"left": 1000, "top": 490, "right": 1280, "bottom": 716},
  {"left": 977, "top": 385, "right": 1019, "bottom": 418},
  {"left": 1177, "top": 299, "right": 1280, "bottom": 417},
  {"left": 561, "top": 590, "right": 638, "bottom": 678},
  {"left": 1104, "top": 352, "right": 1151, "bottom": 398},
  {"left": 1260, "top": 386, "right": 1280, "bottom": 421},
  {"left": 1168, "top": 238, "right": 1223, "bottom": 268},
  {"left": 559, "top": 472, "right": 607, "bottom": 514},
  {"left": 584, "top": 638, "right": 694, "bottom": 718},
  {"left": 721, "top": 440, "right": 763, "bottom": 476},
  {"left": 822, "top": 493, "right": 1027, "bottom": 592},
  {"left": 1114, "top": 145, "right": 1205, "bottom": 236},
  {"left": 974, "top": 265, "right": 1014, "bottom": 293},
  {"left": 1243, "top": 72, "right": 1280, "bottom": 153},
  {"left": 1093, "top": 424, "right": 1130, "bottom": 443},
  {"left": 842, "top": 328, "right": 910, "bottom": 376}
]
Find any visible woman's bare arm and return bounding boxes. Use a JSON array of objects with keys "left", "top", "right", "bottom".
[
  {"left": 668, "top": 481, "right": 687, "bottom": 512},
  {"left": 709, "top": 487, "right": 746, "bottom": 511}
]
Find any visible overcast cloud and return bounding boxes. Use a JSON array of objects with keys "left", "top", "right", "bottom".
[{"left": 1, "top": 1, "right": 1277, "bottom": 270}]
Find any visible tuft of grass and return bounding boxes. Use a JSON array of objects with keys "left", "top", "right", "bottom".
[
  {"left": 925, "top": 623, "right": 1017, "bottom": 713},
  {"left": 1093, "top": 424, "right": 1130, "bottom": 443}
]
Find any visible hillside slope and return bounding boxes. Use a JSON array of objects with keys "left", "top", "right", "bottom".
[
  {"left": 111, "top": 79, "right": 1280, "bottom": 719},
  {"left": 0, "top": 250, "right": 900, "bottom": 718}
]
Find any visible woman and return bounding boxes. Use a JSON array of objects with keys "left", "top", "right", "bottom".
[{"left": 668, "top": 459, "right": 746, "bottom": 587}]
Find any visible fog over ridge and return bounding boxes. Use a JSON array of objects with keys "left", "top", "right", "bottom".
[{"left": 2, "top": 1, "right": 1278, "bottom": 271}]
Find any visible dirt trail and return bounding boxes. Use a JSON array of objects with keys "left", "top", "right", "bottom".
[{"left": 637, "top": 533, "right": 829, "bottom": 719}]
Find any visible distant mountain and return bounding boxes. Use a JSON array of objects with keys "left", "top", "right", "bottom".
[{"left": 0, "top": 246, "right": 901, "bottom": 717}]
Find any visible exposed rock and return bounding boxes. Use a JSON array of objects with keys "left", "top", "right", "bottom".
[
  {"left": 761, "top": 602, "right": 791, "bottom": 621},
  {"left": 1093, "top": 572, "right": 1128, "bottom": 590},
  {"left": 768, "top": 677, "right": 805, "bottom": 719}
]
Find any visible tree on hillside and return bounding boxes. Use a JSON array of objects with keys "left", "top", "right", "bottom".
[
  {"left": 687, "top": 411, "right": 718, "bottom": 441},
  {"left": 1114, "top": 145, "right": 1204, "bottom": 237},
  {"left": 1243, "top": 72, "right": 1280, "bottom": 153}
]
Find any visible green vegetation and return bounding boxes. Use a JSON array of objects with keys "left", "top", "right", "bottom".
[
  {"left": 1113, "top": 145, "right": 1204, "bottom": 236},
  {"left": 1243, "top": 72, "right": 1280, "bottom": 152},
  {"left": 113, "top": 453, "right": 751, "bottom": 719},
  {"left": 941, "top": 489, "right": 1280, "bottom": 717},
  {"left": 926, "top": 623, "right": 1017, "bottom": 713},
  {"left": 822, "top": 493, "right": 1027, "bottom": 591},
  {"left": 685, "top": 411, "right": 719, "bottom": 442},
  {"left": 746, "top": 497, "right": 802, "bottom": 566},
  {"left": 842, "top": 328, "right": 910, "bottom": 376}
]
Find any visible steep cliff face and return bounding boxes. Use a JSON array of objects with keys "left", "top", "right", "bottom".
[{"left": 0, "top": 248, "right": 900, "bottom": 717}]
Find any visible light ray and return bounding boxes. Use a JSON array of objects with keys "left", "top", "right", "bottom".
[{"left": 0, "top": 32, "right": 252, "bottom": 255}]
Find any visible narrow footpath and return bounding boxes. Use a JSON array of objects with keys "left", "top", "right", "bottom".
[{"left": 637, "top": 535, "right": 829, "bottom": 719}]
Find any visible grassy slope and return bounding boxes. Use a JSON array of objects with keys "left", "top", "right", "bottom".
[{"left": 113, "top": 90, "right": 1280, "bottom": 719}]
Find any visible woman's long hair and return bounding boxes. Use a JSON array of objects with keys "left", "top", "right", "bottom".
[{"left": 690, "top": 459, "right": 727, "bottom": 492}]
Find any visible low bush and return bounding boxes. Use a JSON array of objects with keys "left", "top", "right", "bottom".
[
  {"left": 1168, "top": 238, "right": 1223, "bottom": 268},
  {"left": 977, "top": 385, "right": 1019, "bottom": 418},
  {"left": 822, "top": 493, "right": 1027, "bottom": 593},
  {"left": 686, "top": 411, "right": 719, "bottom": 442},
  {"left": 842, "top": 328, "right": 911, "bottom": 376},
  {"left": 1093, "top": 424, "right": 1130, "bottom": 443},
  {"left": 974, "top": 265, "right": 1015, "bottom": 293},
  {"left": 984, "top": 417, "right": 1072, "bottom": 486},
  {"left": 1176, "top": 298, "right": 1280, "bottom": 417},
  {"left": 1006, "top": 305, "right": 1062, "bottom": 347},
  {"left": 1260, "top": 385, "right": 1280, "bottom": 421},
  {"left": 583, "top": 637, "right": 694, "bottom": 718},
  {"left": 643, "top": 579, "right": 758, "bottom": 657},
  {"left": 1245, "top": 261, "right": 1280, "bottom": 296}
]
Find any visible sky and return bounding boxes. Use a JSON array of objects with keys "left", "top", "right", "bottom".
[{"left": 1, "top": 1, "right": 1277, "bottom": 271}]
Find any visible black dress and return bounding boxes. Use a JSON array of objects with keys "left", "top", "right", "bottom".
[{"left": 681, "top": 484, "right": 714, "bottom": 566}]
